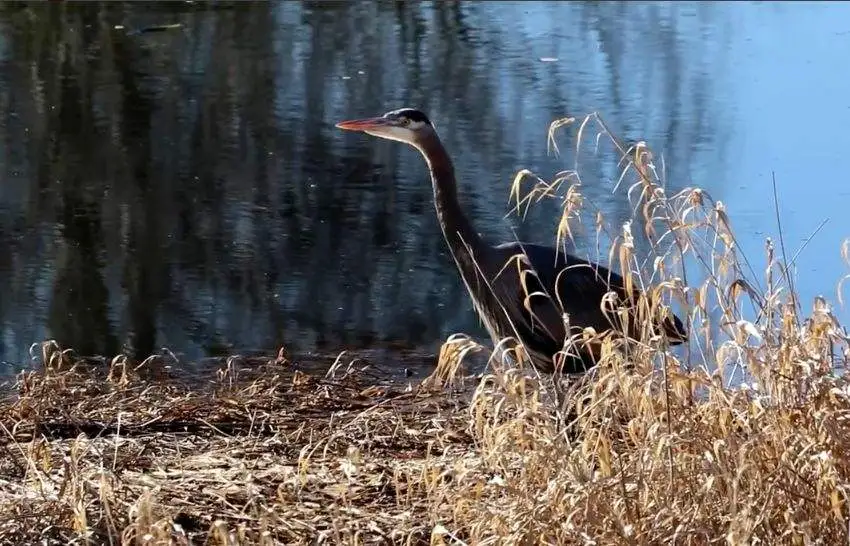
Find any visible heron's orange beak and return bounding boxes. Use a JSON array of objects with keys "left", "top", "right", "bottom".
[{"left": 335, "top": 117, "right": 391, "bottom": 131}]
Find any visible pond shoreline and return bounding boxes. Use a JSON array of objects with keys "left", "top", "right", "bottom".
[{"left": 4, "top": 327, "right": 850, "bottom": 544}]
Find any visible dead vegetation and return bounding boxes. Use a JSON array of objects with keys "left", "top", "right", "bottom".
[
  {"left": 0, "top": 340, "right": 480, "bottom": 545},
  {"left": 2, "top": 114, "right": 850, "bottom": 544}
]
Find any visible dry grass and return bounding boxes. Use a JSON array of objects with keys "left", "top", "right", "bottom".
[
  {"left": 3, "top": 114, "right": 850, "bottom": 544},
  {"left": 0, "top": 342, "right": 481, "bottom": 545}
]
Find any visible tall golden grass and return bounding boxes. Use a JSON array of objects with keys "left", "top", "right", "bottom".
[
  {"left": 1, "top": 114, "right": 848, "bottom": 544},
  {"left": 426, "top": 112, "right": 850, "bottom": 544}
]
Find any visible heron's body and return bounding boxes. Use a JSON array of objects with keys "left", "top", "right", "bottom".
[{"left": 337, "top": 108, "right": 687, "bottom": 375}]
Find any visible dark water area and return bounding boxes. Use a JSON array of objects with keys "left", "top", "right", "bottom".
[{"left": 0, "top": 1, "right": 848, "bottom": 378}]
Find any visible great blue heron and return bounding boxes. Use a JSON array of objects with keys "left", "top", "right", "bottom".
[{"left": 336, "top": 108, "right": 687, "bottom": 375}]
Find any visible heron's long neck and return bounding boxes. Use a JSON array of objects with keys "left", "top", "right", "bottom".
[{"left": 416, "top": 137, "right": 485, "bottom": 265}]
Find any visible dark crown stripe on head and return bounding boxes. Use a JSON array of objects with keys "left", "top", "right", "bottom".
[{"left": 387, "top": 108, "right": 431, "bottom": 125}]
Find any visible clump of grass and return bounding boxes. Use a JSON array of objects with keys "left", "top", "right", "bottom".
[{"left": 419, "top": 112, "right": 850, "bottom": 543}]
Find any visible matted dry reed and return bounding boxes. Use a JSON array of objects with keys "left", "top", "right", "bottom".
[
  {"left": 2, "top": 114, "right": 850, "bottom": 545},
  {"left": 0, "top": 340, "right": 483, "bottom": 545}
]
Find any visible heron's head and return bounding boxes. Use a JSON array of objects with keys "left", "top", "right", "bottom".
[{"left": 336, "top": 108, "right": 435, "bottom": 147}]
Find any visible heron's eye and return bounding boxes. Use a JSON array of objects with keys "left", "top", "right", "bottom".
[{"left": 399, "top": 117, "right": 411, "bottom": 127}]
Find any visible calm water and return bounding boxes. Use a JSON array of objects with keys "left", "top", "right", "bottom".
[{"left": 0, "top": 1, "right": 848, "bottom": 376}]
